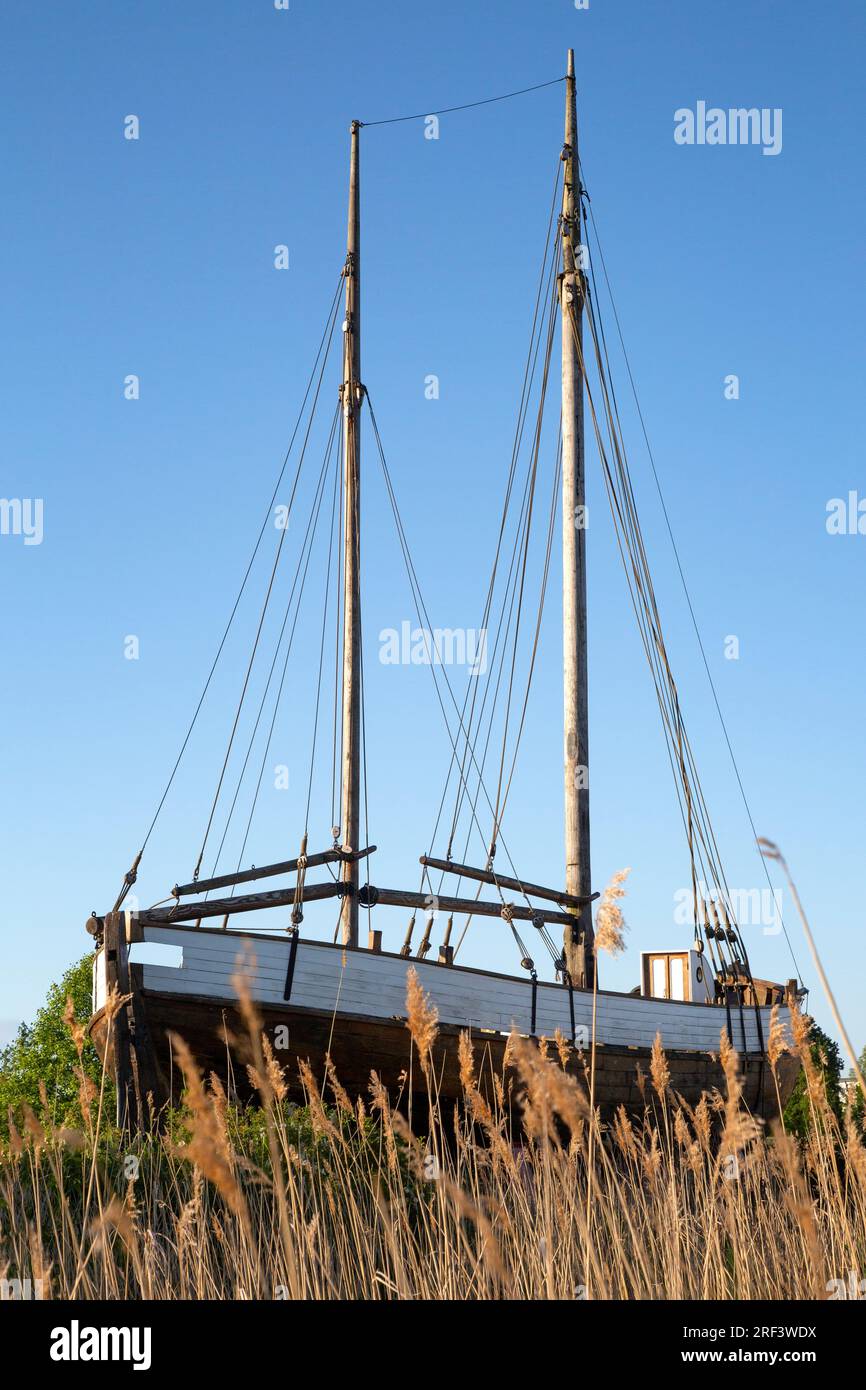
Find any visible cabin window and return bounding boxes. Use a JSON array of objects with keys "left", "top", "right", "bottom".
[
  {"left": 669, "top": 956, "right": 685, "bottom": 1000},
  {"left": 651, "top": 957, "right": 667, "bottom": 997},
  {"left": 644, "top": 952, "right": 690, "bottom": 1001}
]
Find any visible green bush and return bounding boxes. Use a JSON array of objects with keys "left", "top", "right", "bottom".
[
  {"left": 848, "top": 1046, "right": 866, "bottom": 1133},
  {"left": 782, "top": 1020, "right": 843, "bottom": 1139},
  {"left": 0, "top": 954, "right": 112, "bottom": 1137}
]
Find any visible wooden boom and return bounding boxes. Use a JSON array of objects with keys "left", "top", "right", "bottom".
[
  {"left": 419, "top": 855, "right": 598, "bottom": 912},
  {"left": 140, "top": 879, "right": 347, "bottom": 925},
  {"left": 172, "top": 845, "right": 376, "bottom": 898},
  {"left": 358, "top": 884, "right": 577, "bottom": 929},
  {"left": 137, "top": 872, "right": 579, "bottom": 934}
]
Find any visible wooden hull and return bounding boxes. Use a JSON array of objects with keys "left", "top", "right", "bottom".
[
  {"left": 90, "top": 987, "right": 799, "bottom": 1122},
  {"left": 90, "top": 918, "right": 800, "bottom": 1124}
]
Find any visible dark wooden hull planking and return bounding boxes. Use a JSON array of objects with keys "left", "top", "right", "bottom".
[{"left": 88, "top": 975, "right": 801, "bottom": 1126}]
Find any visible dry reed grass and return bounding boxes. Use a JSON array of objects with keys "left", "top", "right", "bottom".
[{"left": 1, "top": 973, "right": 864, "bottom": 1301}]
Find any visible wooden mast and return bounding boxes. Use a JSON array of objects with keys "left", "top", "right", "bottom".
[
  {"left": 339, "top": 120, "right": 362, "bottom": 946},
  {"left": 561, "top": 50, "right": 594, "bottom": 988}
]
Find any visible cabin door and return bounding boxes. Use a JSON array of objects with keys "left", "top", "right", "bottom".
[{"left": 645, "top": 952, "right": 690, "bottom": 1001}]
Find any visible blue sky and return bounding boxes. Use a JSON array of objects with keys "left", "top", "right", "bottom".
[{"left": 1, "top": 0, "right": 864, "bottom": 1064}]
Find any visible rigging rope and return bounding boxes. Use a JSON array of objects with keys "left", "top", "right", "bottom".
[
  {"left": 430, "top": 159, "right": 563, "bottom": 872},
  {"left": 414, "top": 159, "right": 566, "bottom": 965},
  {"left": 190, "top": 291, "right": 342, "bottom": 882},
  {"left": 330, "top": 409, "right": 345, "bottom": 843},
  {"left": 450, "top": 167, "right": 562, "bottom": 807},
  {"left": 204, "top": 403, "right": 342, "bottom": 889},
  {"left": 578, "top": 173, "right": 803, "bottom": 986},
  {"left": 488, "top": 279, "right": 559, "bottom": 857},
  {"left": 304, "top": 421, "right": 343, "bottom": 833},
  {"left": 360, "top": 76, "right": 565, "bottom": 129},
  {"left": 566, "top": 294, "right": 730, "bottom": 955},
  {"left": 565, "top": 214, "right": 775, "bottom": 1020},
  {"left": 448, "top": 272, "right": 561, "bottom": 960},
  {"left": 366, "top": 396, "right": 543, "bottom": 927},
  {"left": 223, "top": 408, "right": 342, "bottom": 891},
  {"left": 112, "top": 276, "right": 344, "bottom": 906}
]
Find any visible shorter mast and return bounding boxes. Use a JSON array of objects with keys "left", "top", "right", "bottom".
[{"left": 339, "top": 120, "right": 363, "bottom": 946}]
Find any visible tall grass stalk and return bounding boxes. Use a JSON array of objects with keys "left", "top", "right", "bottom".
[{"left": 2, "top": 966, "right": 863, "bottom": 1300}]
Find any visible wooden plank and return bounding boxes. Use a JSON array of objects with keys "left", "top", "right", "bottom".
[
  {"left": 93, "top": 949, "right": 107, "bottom": 1011},
  {"left": 103, "top": 911, "right": 135, "bottom": 1130},
  {"left": 126, "top": 958, "right": 165, "bottom": 1130}
]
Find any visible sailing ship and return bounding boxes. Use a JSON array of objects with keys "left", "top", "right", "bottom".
[{"left": 87, "top": 53, "right": 802, "bottom": 1128}]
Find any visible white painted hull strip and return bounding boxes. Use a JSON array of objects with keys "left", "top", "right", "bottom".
[{"left": 103, "top": 925, "right": 787, "bottom": 1056}]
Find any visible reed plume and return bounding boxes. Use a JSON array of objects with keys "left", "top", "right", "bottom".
[
  {"left": 594, "top": 867, "right": 631, "bottom": 956},
  {"left": 405, "top": 966, "right": 438, "bottom": 1078}
]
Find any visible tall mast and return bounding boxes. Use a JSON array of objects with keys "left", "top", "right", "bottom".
[
  {"left": 339, "top": 120, "right": 362, "bottom": 946},
  {"left": 560, "top": 50, "right": 594, "bottom": 988}
]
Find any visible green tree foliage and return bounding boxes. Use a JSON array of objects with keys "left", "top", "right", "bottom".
[
  {"left": 849, "top": 1045, "right": 866, "bottom": 1132},
  {"left": 783, "top": 1020, "right": 843, "bottom": 1139},
  {"left": 0, "top": 954, "right": 111, "bottom": 1136}
]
